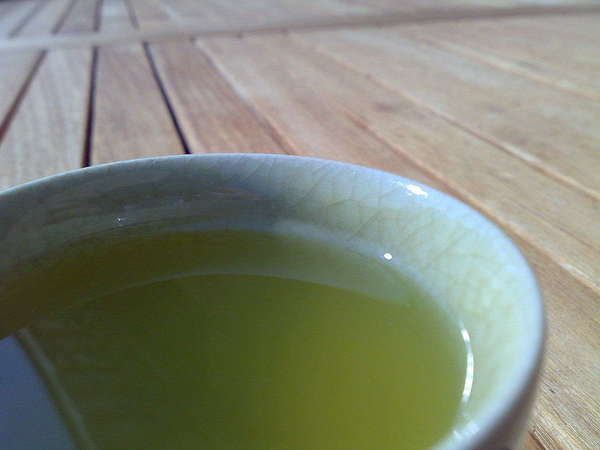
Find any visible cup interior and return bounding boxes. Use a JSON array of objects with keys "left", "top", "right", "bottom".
[{"left": 0, "top": 154, "right": 543, "bottom": 449}]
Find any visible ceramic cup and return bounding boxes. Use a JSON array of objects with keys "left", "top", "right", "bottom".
[{"left": 0, "top": 154, "right": 544, "bottom": 449}]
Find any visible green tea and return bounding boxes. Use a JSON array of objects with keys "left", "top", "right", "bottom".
[{"left": 0, "top": 230, "right": 468, "bottom": 449}]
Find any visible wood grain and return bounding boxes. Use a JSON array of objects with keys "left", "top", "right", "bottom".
[
  {"left": 92, "top": 43, "right": 184, "bottom": 164},
  {"left": 0, "top": 0, "right": 74, "bottom": 129},
  {"left": 193, "top": 37, "right": 443, "bottom": 183},
  {"left": 171, "top": 0, "right": 376, "bottom": 25},
  {"left": 0, "top": 0, "right": 38, "bottom": 38},
  {"left": 506, "top": 14, "right": 600, "bottom": 42},
  {"left": 100, "top": 0, "right": 135, "bottom": 32},
  {"left": 59, "top": 0, "right": 99, "bottom": 34},
  {"left": 0, "top": 50, "right": 41, "bottom": 136},
  {"left": 147, "top": 40, "right": 288, "bottom": 154},
  {"left": 0, "top": 0, "right": 56, "bottom": 141},
  {"left": 523, "top": 433, "right": 545, "bottom": 450},
  {"left": 17, "top": 0, "right": 73, "bottom": 36},
  {"left": 514, "top": 236, "right": 600, "bottom": 450},
  {"left": 92, "top": 1, "right": 183, "bottom": 163},
  {"left": 295, "top": 28, "right": 600, "bottom": 199},
  {"left": 128, "top": 0, "right": 171, "bottom": 30},
  {"left": 160, "top": 0, "right": 373, "bottom": 30},
  {"left": 164, "top": 0, "right": 236, "bottom": 26},
  {"left": 0, "top": 48, "right": 91, "bottom": 189},
  {"left": 401, "top": 17, "right": 600, "bottom": 101}
]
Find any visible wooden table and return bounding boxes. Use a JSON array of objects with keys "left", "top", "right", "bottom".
[{"left": 1, "top": 0, "right": 599, "bottom": 448}]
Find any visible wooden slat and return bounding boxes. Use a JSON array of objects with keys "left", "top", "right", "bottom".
[
  {"left": 295, "top": 28, "right": 600, "bottom": 199},
  {"left": 17, "top": 0, "right": 73, "bottom": 36},
  {"left": 189, "top": 30, "right": 455, "bottom": 187},
  {"left": 507, "top": 14, "right": 600, "bottom": 43},
  {"left": 514, "top": 236, "right": 600, "bottom": 450},
  {"left": 0, "top": 50, "right": 40, "bottom": 135},
  {"left": 184, "top": 0, "right": 287, "bottom": 27},
  {"left": 0, "top": 0, "right": 76, "bottom": 143},
  {"left": 147, "top": 40, "right": 288, "bottom": 154},
  {"left": 100, "top": 0, "right": 135, "bottom": 32},
  {"left": 0, "top": 0, "right": 72, "bottom": 133},
  {"left": 93, "top": 1, "right": 184, "bottom": 163},
  {"left": 506, "top": 15, "right": 600, "bottom": 71},
  {"left": 92, "top": 43, "right": 184, "bottom": 164},
  {"left": 201, "top": 33, "right": 599, "bottom": 449},
  {"left": 151, "top": 0, "right": 207, "bottom": 22},
  {"left": 0, "top": 48, "right": 92, "bottom": 189},
  {"left": 128, "top": 0, "right": 171, "bottom": 29},
  {"left": 401, "top": 17, "right": 600, "bottom": 101},
  {"left": 59, "top": 0, "right": 99, "bottom": 34},
  {"left": 523, "top": 432, "right": 545, "bottom": 450},
  {"left": 0, "top": 0, "right": 38, "bottom": 38},
  {"left": 0, "top": 0, "right": 50, "bottom": 142},
  {"left": 430, "top": 15, "right": 600, "bottom": 74},
  {"left": 161, "top": 0, "right": 304, "bottom": 29},
  {"left": 172, "top": 29, "right": 455, "bottom": 182}
]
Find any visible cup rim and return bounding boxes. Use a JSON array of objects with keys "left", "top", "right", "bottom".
[{"left": 0, "top": 153, "right": 545, "bottom": 449}]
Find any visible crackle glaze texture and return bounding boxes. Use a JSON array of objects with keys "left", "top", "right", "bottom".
[{"left": 0, "top": 155, "right": 543, "bottom": 450}]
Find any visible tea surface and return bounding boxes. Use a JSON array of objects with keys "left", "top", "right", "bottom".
[{"left": 0, "top": 230, "right": 467, "bottom": 449}]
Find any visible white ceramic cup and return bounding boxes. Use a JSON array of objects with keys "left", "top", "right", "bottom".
[{"left": 0, "top": 154, "right": 544, "bottom": 450}]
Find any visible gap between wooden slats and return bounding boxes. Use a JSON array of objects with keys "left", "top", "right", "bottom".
[
  {"left": 91, "top": 42, "right": 185, "bottom": 163},
  {"left": 0, "top": 0, "right": 91, "bottom": 151},
  {"left": 147, "top": 40, "right": 293, "bottom": 155},
  {"left": 0, "top": 1, "right": 39, "bottom": 38},
  {"left": 16, "top": 0, "right": 75, "bottom": 37},
  {"left": 127, "top": 0, "right": 171, "bottom": 30},
  {"left": 84, "top": 0, "right": 185, "bottom": 164},
  {"left": 0, "top": 48, "right": 92, "bottom": 189},
  {"left": 59, "top": 0, "right": 102, "bottom": 34}
]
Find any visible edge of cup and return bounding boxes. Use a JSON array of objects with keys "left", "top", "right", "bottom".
[{"left": 0, "top": 153, "right": 545, "bottom": 450}]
